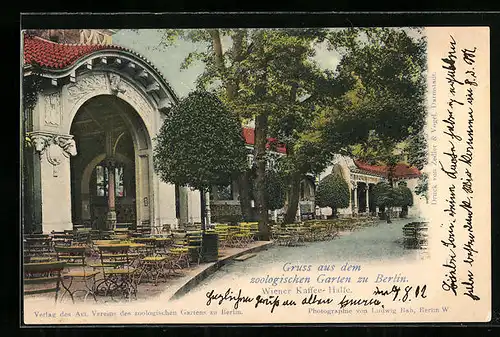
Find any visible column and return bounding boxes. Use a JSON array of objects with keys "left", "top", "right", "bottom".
[
  {"left": 105, "top": 158, "right": 117, "bottom": 230},
  {"left": 157, "top": 180, "right": 177, "bottom": 228},
  {"left": 187, "top": 189, "right": 202, "bottom": 224},
  {"left": 178, "top": 186, "right": 190, "bottom": 229},
  {"left": 32, "top": 132, "right": 77, "bottom": 233},
  {"left": 353, "top": 183, "right": 358, "bottom": 215},
  {"left": 205, "top": 190, "right": 211, "bottom": 228},
  {"left": 347, "top": 183, "right": 352, "bottom": 217},
  {"left": 365, "top": 185, "right": 370, "bottom": 215}
]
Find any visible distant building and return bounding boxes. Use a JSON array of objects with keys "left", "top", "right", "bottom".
[{"left": 319, "top": 154, "right": 423, "bottom": 219}]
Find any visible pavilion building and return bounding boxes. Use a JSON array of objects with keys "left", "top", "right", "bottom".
[{"left": 22, "top": 31, "right": 203, "bottom": 234}]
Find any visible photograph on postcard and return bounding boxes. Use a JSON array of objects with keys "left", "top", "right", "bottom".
[{"left": 20, "top": 26, "right": 490, "bottom": 324}]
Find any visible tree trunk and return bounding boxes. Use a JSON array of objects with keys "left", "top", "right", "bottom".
[
  {"left": 237, "top": 170, "right": 254, "bottom": 221},
  {"left": 387, "top": 164, "right": 395, "bottom": 224},
  {"left": 379, "top": 206, "right": 385, "bottom": 220},
  {"left": 400, "top": 205, "right": 408, "bottom": 218},
  {"left": 284, "top": 171, "right": 302, "bottom": 224},
  {"left": 254, "top": 113, "right": 270, "bottom": 240},
  {"left": 209, "top": 29, "right": 252, "bottom": 221},
  {"left": 200, "top": 191, "right": 206, "bottom": 230},
  {"left": 283, "top": 82, "right": 302, "bottom": 224},
  {"left": 209, "top": 29, "right": 224, "bottom": 70}
]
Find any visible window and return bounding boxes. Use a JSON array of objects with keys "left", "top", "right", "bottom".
[
  {"left": 247, "top": 154, "right": 254, "bottom": 168},
  {"left": 96, "top": 165, "right": 107, "bottom": 197},
  {"left": 115, "top": 166, "right": 124, "bottom": 197},
  {"left": 95, "top": 164, "right": 125, "bottom": 197},
  {"left": 212, "top": 184, "right": 233, "bottom": 200}
]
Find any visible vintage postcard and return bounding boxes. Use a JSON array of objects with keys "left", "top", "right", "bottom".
[{"left": 20, "top": 25, "right": 490, "bottom": 325}]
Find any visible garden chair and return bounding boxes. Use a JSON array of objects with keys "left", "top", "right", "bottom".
[
  {"left": 24, "top": 235, "right": 54, "bottom": 263},
  {"left": 152, "top": 237, "right": 173, "bottom": 256},
  {"left": 93, "top": 244, "right": 138, "bottom": 301},
  {"left": 225, "top": 226, "right": 242, "bottom": 247},
  {"left": 248, "top": 222, "right": 259, "bottom": 242},
  {"left": 54, "top": 245, "right": 99, "bottom": 303},
  {"left": 131, "top": 237, "right": 156, "bottom": 257},
  {"left": 137, "top": 256, "right": 168, "bottom": 285},
  {"left": 73, "top": 228, "right": 91, "bottom": 246},
  {"left": 135, "top": 239, "right": 169, "bottom": 287},
  {"left": 51, "top": 230, "right": 74, "bottom": 246},
  {"left": 214, "top": 224, "right": 229, "bottom": 251},
  {"left": 169, "top": 246, "right": 190, "bottom": 270},
  {"left": 24, "top": 261, "right": 66, "bottom": 303},
  {"left": 186, "top": 231, "right": 203, "bottom": 265}
]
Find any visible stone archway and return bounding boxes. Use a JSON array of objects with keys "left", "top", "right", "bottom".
[
  {"left": 23, "top": 35, "right": 187, "bottom": 233},
  {"left": 70, "top": 94, "right": 152, "bottom": 230}
]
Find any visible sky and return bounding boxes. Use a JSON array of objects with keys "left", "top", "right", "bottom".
[{"left": 112, "top": 29, "right": 344, "bottom": 99}]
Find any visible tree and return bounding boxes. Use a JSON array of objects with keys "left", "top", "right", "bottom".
[
  {"left": 151, "top": 27, "right": 426, "bottom": 234},
  {"left": 154, "top": 28, "right": 335, "bottom": 238},
  {"left": 315, "top": 173, "right": 350, "bottom": 218},
  {"left": 372, "top": 181, "right": 403, "bottom": 223},
  {"left": 151, "top": 29, "right": 255, "bottom": 222},
  {"left": 396, "top": 181, "right": 414, "bottom": 218},
  {"left": 322, "top": 27, "right": 427, "bottom": 196},
  {"left": 264, "top": 169, "right": 287, "bottom": 212},
  {"left": 414, "top": 172, "right": 429, "bottom": 202},
  {"left": 153, "top": 91, "right": 247, "bottom": 227}
]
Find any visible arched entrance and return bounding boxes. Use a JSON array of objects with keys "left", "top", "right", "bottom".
[{"left": 70, "top": 94, "right": 151, "bottom": 230}]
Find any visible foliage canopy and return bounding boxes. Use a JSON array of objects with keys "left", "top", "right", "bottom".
[
  {"left": 315, "top": 173, "right": 350, "bottom": 211},
  {"left": 153, "top": 91, "right": 247, "bottom": 192}
]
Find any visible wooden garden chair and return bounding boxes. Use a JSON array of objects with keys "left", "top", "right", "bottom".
[
  {"left": 54, "top": 245, "right": 99, "bottom": 303},
  {"left": 24, "top": 235, "right": 54, "bottom": 263},
  {"left": 24, "top": 261, "right": 66, "bottom": 303},
  {"left": 186, "top": 231, "right": 203, "bottom": 265},
  {"left": 92, "top": 244, "right": 138, "bottom": 301}
]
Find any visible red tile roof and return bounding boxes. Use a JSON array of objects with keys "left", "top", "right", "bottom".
[
  {"left": 23, "top": 34, "right": 126, "bottom": 69},
  {"left": 354, "top": 160, "right": 421, "bottom": 179},
  {"left": 243, "top": 128, "right": 287, "bottom": 154},
  {"left": 22, "top": 33, "right": 178, "bottom": 101}
]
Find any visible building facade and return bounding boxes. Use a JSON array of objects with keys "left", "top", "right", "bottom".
[
  {"left": 318, "top": 154, "right": 423, "bottom": 219},
  {"left": 22, "top": 31, "right": 203, "bottom": 234}
]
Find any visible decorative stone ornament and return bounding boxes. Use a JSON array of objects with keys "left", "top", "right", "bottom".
[
  {"left": 30, "top": 132, "right": 77, "bottom": 177},
  {"left": 30, "top": 133, "right": 51, "bottom": 156},
  {"left": 108, "top": 73, "right": 126, "bottom": 95},
  {"left": 44, "top": 92, "right": 61, "bottom": 126}
]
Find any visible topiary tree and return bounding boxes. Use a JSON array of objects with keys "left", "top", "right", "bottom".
[
  {"left": 372, "top": 181, "right": 404, "bottom": 223},
  {"left": 153, "top": 91, "right": 248, "bottom": 228},
  {"left": 315, "top": 173, "right": 350, "bottom": 218},
  {"left": 396, "top": 181, "right": 414, "bottom": 218}
]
